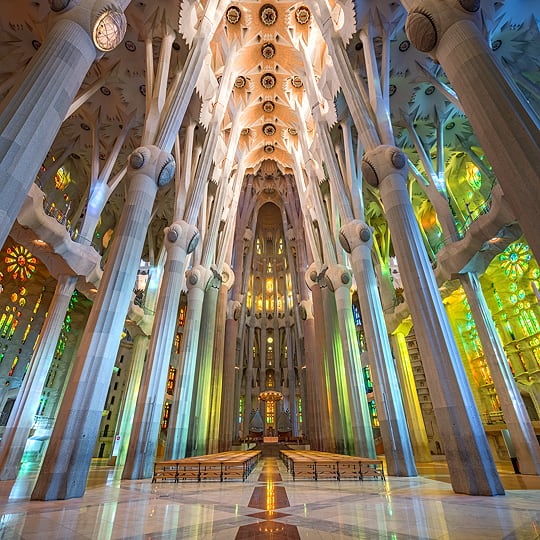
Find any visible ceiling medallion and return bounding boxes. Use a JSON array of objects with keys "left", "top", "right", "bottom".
[
  {"left": 226, "top": 6, "right": 241, "bottom": 24},
  {"left": 261, "top": 42, "right": 275, "bottom": 60},
  {"left": 261, "top": 73, "right": 276, "bottom": 89},
  {"left": 263, "top": 100, "right": 275, "bottom": 113},
  {"left": 295, "top": 6, "right": 311, "bottom": 25},
  {"left": 288, "top": 127, "right": 297, "bottom": 136},
  {"left": 264, "top": 144, "right": 275, "bottom": 154},
  {"left": 234, "top": 76, "right": 247, "bottom": 88},
  {"left": 291, "top": 75, "right": 303, "bottom": 88},
  {"left": 241, "top": 128, "right": 250, "bottom": 136},
  {"left": 263, "top": 123, "right": 276, "bottom": 136},
  {"left": 260, "top": 4, "right": 278, "bottom": 26}
]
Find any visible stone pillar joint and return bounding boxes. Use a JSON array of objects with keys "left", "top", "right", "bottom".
[
  {"left": 339, "top": 219, "right": 373, "bottom": 253},
  {"left": 361, "top": 145, "right": 408, "bottom": 188},
  {"left": 164, "top": 220, "right": 199, "bottom": 255},
  {"left": 324, "top": 264, "right": 352, "bottom": 293},
  {"left": 128, "top": 145, "right": 175, "bottom": 188},
  {"left": 405, "top": 0, "right": 481, "bottom": 54},
  {"left": 186, "top": 265, "right": 213, "bottom": 293}
]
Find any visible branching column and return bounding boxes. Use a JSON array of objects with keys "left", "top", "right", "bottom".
[
  {"left": 0, "top": 0, "right": 125, "bottom": 247},
  {"left": 404, "top": 0, "right": 540, "bottom": 260},
  {"left": 123, "top": 221, "right": 199, "bottom": 478},
  {"left": 460, "top": 272, "right": 540, "bottom": 475},
  {"left": 390, "top": 331, "right": 432, "bottom": 463},
  {"left": 325, "top": 265, "right": 376, "bottom": 459},
  {"left": 363, "top": 145, "right": 503, "bottom": 495},
  {"left": 165, "top": 265, "right": 212, "bottom": 459},
  {"left": 0, "top": 274, "right": 77, "bottom": 480},
  {"left": 340, "top": 221, "right": 416, "bottom": 474},
  {"left": 31, "top": 145, "right": 175, "bottom": 500},
  {"left": 208, "top": 267, "right": 234, "bottom": 453}
]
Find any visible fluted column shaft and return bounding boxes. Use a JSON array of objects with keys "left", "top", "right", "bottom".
[
  {"left": 210, "top": 267, "right": 233, "bottom": 452},
  {"left": 243, "top": 321, "right": 256, "bottom": 436},
  {"left": 165, "top": 265, "right": 212, "bottom": 459},
  {"left": 319, "top": 283, "right": 347, "bottom": 453},
  {"left": 363, "top": 145, "right": 503, "bottom": 495},
  {"left": 460, "top": 272, "right": 540, "bottom": 475},
  {"left": 339, "top": 223, "right": 416, "bottom": 474},
  {"left": 219, "top": 297, "right": 241, "bottom": 450},
  {"left": 123, "top": 221, "right": 198, "bottom": 478},
  {"left": 0, "top": 274, "right": 77, "bottom": 480},
  {"left": 31, "top": 145, "right": 174, "bottom": 500},
  {"left": 192, "top": 277, "right": 220, "bottom": 454},
  {"left": 404, "top": 0, "right": 540, "bottom": 260},
  {"left": 0, "top": 16, "right": 97, "bottom": 247},
  {"left": 390, "top": 332, "right": 432, "bottom": 463},
  {"left": 114, "top": 333, "right": 149, "bottom": 469},
  {"left": 325, "top": 265, "right": 377, "bottom": 459},
  {"left": 306, "top": 267, "right": 334, "bottom": 452}
]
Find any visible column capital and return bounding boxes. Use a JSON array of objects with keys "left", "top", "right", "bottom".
[
  {"left": 227, "top": 299, "right": 242, "bottom": 321},
  {"left": 186, "top": 265, "right": 213, "bottom": 293},
  {"left": 361, "top": 145, "right": 408, "bottom": 188},
  {"left": 299, "top": 298, "right": 314, "bottom": 321},
  {"left": 305, "top": 262, "right": 321, "bottom": 290},
  {"left": 323, "top": 264, "right": 352, "bottom": 293},
  {"left": 221, "top": 263, "right": 235, "bottom": 291},
  {"left": 404, "top": 0, "right": 481, "bottom": 54},
  {"left": 339, "top": 219, "right": 373, "bottom": 253},
  {"left": 164, "top": 220, "right": 199, "bottom": 254},
  {"left": 128, "top": 145, "right": 175, "bottom": 188}
]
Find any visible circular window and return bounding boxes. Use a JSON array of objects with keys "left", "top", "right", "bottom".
[
  {"left": 264, "top": 144, "right": 275, "bottom": 154},
  {"left": 93, "top": 10, "right": 127, "bottom": 52}
]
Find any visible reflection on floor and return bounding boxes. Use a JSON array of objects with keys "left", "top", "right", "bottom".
[{"left": 0, "top": 456, "right": 539, "bottom": 539}]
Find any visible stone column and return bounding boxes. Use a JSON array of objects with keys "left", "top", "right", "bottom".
[
  {"left": 122, "top": 220, "right": 199, "bottom": 479},
  {"left": 164, "top": 265, "right": 212, "bottom": 459},
  {"left": 390, "top": 332, "right": 432, "bottom": 463},
  {"left": 0, "top": 0, "right": 128, "bottom": 248},
  {"left": 243, "top": 320, "right": 256, "bottom": 436},
  {"left": 192, "top": 269, "right": 221, "bottom": 455},
  {"left": 299, "top": 298, "right": 320, "bottom": 448},
  {"left": 404, "top": 0, "right": 540, "bottom": 260},
  {"left": 339, "top": 222, "right": 416, "bottom": 474},
  {"left": 0, "top": 274, "right": 77, "bottom": 480},
  {"left": 460, "top": 272, "right": 540, "bottom": 475},
  {"left": 113, "top": 333, "right": 149, "bottom": 469},
  {"left": 31, "top": 145, "right": 174, "bottom": 501},
  {"left": 325, "top": 265, "right": 377, "bottom": 459},
  {"left": 362, "top": 144, "right": 503, "bottom": 495},
  {"left": 209, "top": 265, "right": 234, "bottom": 453},
  {"left": 219, "top": 296, "right": 241, "bottom": 451},
  {"left": 306, "top": 265, "right": 334, "bottom": 452}
]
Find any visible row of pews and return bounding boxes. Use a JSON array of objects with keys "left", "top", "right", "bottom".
[
  {"left": 280, "top": 449, "right": 385, "bottom": 481},
  {"left": 152, "top": 450, "right": 261, "bottom": 483}
]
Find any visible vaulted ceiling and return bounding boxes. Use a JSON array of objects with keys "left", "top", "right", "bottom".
[{"left": 0, "top": 0, "right": 538, "bottom": 261}]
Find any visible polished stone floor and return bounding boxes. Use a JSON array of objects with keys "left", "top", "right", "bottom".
[{"left": 0, "top": 455, "right": 539, "bottom": 539}]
